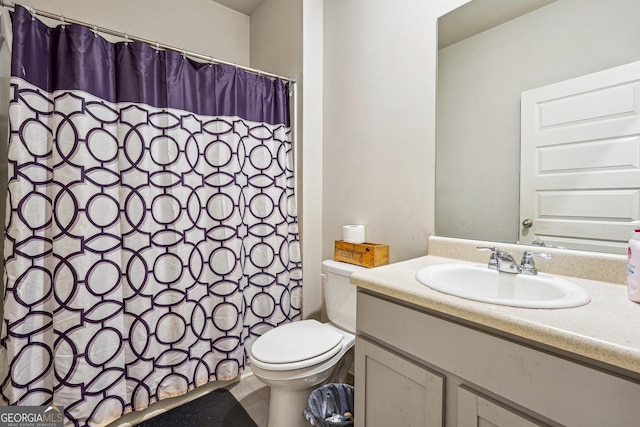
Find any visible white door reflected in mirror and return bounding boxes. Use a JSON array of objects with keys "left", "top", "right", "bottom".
[{"left": 520, "top": 60, "right": 640, "bottom": 255}]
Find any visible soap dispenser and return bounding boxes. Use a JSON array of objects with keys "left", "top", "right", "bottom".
[{"left": 627, "top": 221, "right": 640, "bottom": 303}]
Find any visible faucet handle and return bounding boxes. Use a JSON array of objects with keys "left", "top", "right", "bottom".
[
  {"left": 477, "top": 246, "right": 499, "bottom": 270},
  {"left": 520, "top": 250, "right": 551, "bottom": 275}
]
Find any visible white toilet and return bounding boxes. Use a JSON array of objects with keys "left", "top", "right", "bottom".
[{"left": 249, "top": 260, "right": 364, "bottom": 427}]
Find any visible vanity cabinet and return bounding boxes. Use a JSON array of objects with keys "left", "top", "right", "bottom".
[{"left": 355, "top": 290, "right": 640, "bottom": 427}]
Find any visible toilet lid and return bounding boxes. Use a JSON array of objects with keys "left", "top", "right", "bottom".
[{"left": 250, "top": 319, "right": 343, "bottom": 365}]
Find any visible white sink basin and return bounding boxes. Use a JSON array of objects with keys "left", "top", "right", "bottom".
[{"left": 415, "top": 263, "right": 590, "bottom": 309}]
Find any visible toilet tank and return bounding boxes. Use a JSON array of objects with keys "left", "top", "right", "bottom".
[{"left": 322, "top": 260, "right": 366, "bottom": 333}]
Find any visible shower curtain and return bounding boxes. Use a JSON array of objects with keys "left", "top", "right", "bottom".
[{"left": 0, "top": 5, "right": 301, "bottom": 426}]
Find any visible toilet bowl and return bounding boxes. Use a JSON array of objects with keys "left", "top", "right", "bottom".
[
  {"left": 251, "top": 320, "right": 355, "bottom": 427},
  {"left": 249, "top": 260, "right": 364, "bottom": 427}
]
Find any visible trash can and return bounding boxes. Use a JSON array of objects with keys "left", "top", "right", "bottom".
[{"left": 304, "top": 383, "right": 355, "bottom": 426}]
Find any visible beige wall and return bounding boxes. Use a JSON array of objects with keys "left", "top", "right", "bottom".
[
  {"left": 16, "top": 0, "right": 250, "bottom": 65},
  {"left": 250, "top": 0, "right": 473, "bottom": 320},
  {"left": 321, "top": 0, "right": 467, "bottom": 265},
  {"left": 250, "top": 0, "right": 302, "bottom": 78}
]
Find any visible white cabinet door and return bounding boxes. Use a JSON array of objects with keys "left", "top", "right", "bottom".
[
  {"left": 458, "top": 387, "right": 547, "bottom": 427},
  {"left": 355, "top": 337, "right": 444, "bottom": 427},
  {"left": 520, "top": 60, "right": 640, "bottom": 254}
]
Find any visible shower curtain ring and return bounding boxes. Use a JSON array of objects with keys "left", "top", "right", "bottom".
[
  {"left": 209, "top": 56, "right": 214, "bottom": 67},
  {"left": 93, "top": 24, "right": 98, "bottom": 37},
  {"left": 182, "top": 49, "right": 186, "bottom": 60},
  {"left": 60, "top": 15, "right": 66, "bottom": 28},
  {"left": 124, "top": 33, "right": 129, "bottom": 45},
  {"left": 29, "top": 7, "right": 36, "bottom": 21}
]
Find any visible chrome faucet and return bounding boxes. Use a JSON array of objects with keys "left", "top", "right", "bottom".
[
  {"left": 519, "top": 250, "right": 551, "bottom": 275},
  {"left": 477, "top": 247, "right": 551, "bottom": 275},
  {"left": 477, "top": 247, "right": 520, "bottom": 273}
]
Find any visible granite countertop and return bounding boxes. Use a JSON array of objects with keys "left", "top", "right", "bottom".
[{"left": 350, "top": 255, "right": 640, "bottom": 377}]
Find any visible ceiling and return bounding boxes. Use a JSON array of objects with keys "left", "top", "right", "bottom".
[
  {"left": 212, "top": 0, "right": 557, "bottom": 48},
  {"left": 213, "top": 0, "right": 557, "bottom": 42},
  {"left": 212, "top": 0, "right": 263, "bottom": 16},
  {"left": 438, "top": 0, "right": 557, "bottom": 49}
]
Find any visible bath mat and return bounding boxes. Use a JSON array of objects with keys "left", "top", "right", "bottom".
[{"left": 136, "top": 388, "right": 259, "bottom": 427}]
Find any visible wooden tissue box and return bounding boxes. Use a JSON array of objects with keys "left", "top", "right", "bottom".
[{"left": 334, "top": 240, "right": 389, "bottom": 268}]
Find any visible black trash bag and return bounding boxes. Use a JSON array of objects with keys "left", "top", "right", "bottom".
[{"left": 304, "top": 383, "right": 355, "bottom": 426}]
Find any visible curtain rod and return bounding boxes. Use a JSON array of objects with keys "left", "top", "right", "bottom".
[{"left": 0, "top": 1, "right": 296, "bottom": 83}]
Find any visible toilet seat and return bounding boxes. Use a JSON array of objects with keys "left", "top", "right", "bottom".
[{"left": 250, "top": 319, "right": 344, "bottom": 371}]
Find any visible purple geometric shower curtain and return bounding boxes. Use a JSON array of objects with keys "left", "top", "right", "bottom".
[{"left": 0, "top": 5, "right": 301, "bottom": 426}]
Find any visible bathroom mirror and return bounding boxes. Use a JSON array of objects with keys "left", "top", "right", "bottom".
[{"left": 435, "top": 0, "right": 640, "bottom": 255}]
